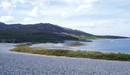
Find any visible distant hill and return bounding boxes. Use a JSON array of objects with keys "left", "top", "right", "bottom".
[
  {"left": 0, "top": 22, "right": 128, "bottom": 43},
  {"left": 0, "top": 22, "right": 93, "bottom": 36},
  {"left": 0, "top": 22, "right": 6, "bottom": 25}
]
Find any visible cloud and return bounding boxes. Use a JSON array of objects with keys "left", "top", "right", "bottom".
[
  {"left": 52, "top": 0, "right": 101, "bottom": 4},
  {"left": 65, "top": 20, "right": 116, "bottom": 29},
  {"left": 66, "top": 23, "right": 97, "bottom": 28},
  {"left": 120, "top": 20, "right": 130, "bottom": 24},
  {"left": 24, "top": 18, "right": 33, "bottom": 21},
  {"left": 29, "top": 7, "right": 40, "bottom": 17},
  {"left": 52, "top": 0, "right": 101, "bottom": 13},
  {"left": 0, "top": 16, "right": 15, "bottom": 23},
  {"left": 0, "top": 1, "right": 16, "bottom": 10},
  {"left": 52, "top": 0, "right": 80, "bottom": 3},
  {"left": 84, "top": 0, "right": 101, "bottom": 4},
  {"left": 61, "top": 12, "right": 70, "bottom": 18},
  {"left": 75, "top": 4, "right": 93, "bottom": 12},
  {"left": 15, "top": 0, "right": 50, "bottom": 8}
]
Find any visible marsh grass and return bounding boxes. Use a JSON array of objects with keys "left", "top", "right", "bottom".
[{"left": 10, "top": 46, "right": 130, "bottom": 61}]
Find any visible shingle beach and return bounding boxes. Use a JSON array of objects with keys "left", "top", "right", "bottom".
[{"left": 0, "top": 43, "right": 130, "bottom": 75}]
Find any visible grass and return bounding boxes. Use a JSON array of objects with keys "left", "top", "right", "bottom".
[
  {"left": 15, "top": 43, "right": 33, "bottom": 47},
  {"left": 10, "top": 45, "right": 130, "bottom": 61},
  {"left": 11, "top": 46, "right": 70, "bottom": 56},
  {"left": 59, "top": 33, "right": 98, "bottom": 40},
  {"left": 15, "top": 43, "right": 41, "bottom": 47}
]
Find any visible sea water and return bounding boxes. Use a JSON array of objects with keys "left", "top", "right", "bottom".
[
  {"left": 72, "top": 39, "right": 130, "bottom": 53},
  {"left": 30, "top": 39, "right": 130, "bottom": 53},
  {"left": 1, "top": 39, "right": 130, "bottom": 54}
]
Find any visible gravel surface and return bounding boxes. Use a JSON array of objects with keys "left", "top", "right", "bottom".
[{"left": 1, "top": 43, "right": 130, "bottom": 75}]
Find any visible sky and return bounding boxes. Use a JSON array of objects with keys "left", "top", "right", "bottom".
[{"left": 0, "top": 0, "right": 130, "bottom": 37}]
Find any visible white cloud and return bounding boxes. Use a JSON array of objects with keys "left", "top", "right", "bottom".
[
  {"left": 65, "top": 20, "right": 117, "bottom": 29},
  {"left": 15, "top": 0, "right": 50, "bottom": 8},
  {"left": 52, "top": 0, "right": 80, "bottom": 3},
  {"left": 75, "top": 4, "right": 93, "bottom": 12},
  {"left": 61, "top": 12, "right": 70, "bottom": 18},
  {"left": 66, "top": 23, "right": 97, "bottom": 28},
  {"left": 0, "top": 16, "right": 15, "bottom": 23},
  {"left": 52, "top": 0, "right": 101, "bottom": 4},
  {"left": 52, "top": 0, "right": 101, "bottom": 13},
  {"left": 84, "top": 0, "right": 101, "bottom": 4},
  {"left": 120, "top": 20, "right": 130, "bottom": 24},
  {"left": 0, "top": 1, "right": 16, "bottom": 10},
  {"left": 29, "top": 7, "right": 40, "bottom": 17},
  {"left": 24, "top": 17, "right": 33, "bottom": 21},
  {"left": 13, "top": 5, "right": 16, "bottom": 7}
]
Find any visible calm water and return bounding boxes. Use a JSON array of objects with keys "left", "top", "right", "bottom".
[
  {"left": 31, "top": 39, "right": 130, "bottom": 53},
  {"left": 1, "top": 39, "right": 130, "bottom": 54},
  {"left": 72, "top": 39, "right": 130, "bottom": 53}
]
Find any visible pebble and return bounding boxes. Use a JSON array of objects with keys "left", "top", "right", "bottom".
[{"left": 0, "top": 43, "right": 130, "bottom": 75}]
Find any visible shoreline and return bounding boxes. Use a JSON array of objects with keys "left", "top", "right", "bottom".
[
  {"left": 1, "top": 38, "right": 130, "bottom": 54},
  {"left": 10, "top": 43, "right": 130, "bottom": 61}
]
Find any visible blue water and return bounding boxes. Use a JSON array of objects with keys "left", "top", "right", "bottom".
[
  {"left": 31, "top": 39, "right": 130, "bottom": 53},
  {"left": 72, "top": 39, "right": 130, "bottom": 53}
]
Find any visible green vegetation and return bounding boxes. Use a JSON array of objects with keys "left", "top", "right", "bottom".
[
  {"left": 0, "top": 39, "right": 5, "bottom": 43},
  {"left": 59, "top": 33, "right": 98, "bottom": 40},
  {"left": 11, "top": 44, "right": 130, "bottom": 61},
  {"left": 0, "top": 22, "right": 128, "bottom": 43},
  {"left": 59, "top": 33, "right": 126, "bottom": 40},
  {"left": 0, "top": 31, "right": 78, "bottom": 43},
  {"left": 11, "top": 46, "right": 70, "bottom": 56},
  {"left": 15, "top": 43, "right": 34, "bottom": 47}
]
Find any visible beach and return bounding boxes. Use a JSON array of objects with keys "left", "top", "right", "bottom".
[{"left": 0, "top": 43, "right": 130, "bottom": 75}]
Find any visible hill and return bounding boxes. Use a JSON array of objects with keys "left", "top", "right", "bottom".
[{"left": 0, "top": 22, "right": 128, "bottom": 43}]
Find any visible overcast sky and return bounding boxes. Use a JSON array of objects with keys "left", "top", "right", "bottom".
[{"left": 0, "top": 0, "right": 130, "bottom": 37}]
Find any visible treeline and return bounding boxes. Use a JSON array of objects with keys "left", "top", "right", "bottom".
[{"left": 0, "top": 39, "right": 19, "bottom": 43}]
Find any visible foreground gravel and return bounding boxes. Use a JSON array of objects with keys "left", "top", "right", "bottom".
[{"left": 1, "top": 43, "right": 130, "bottom": 75}]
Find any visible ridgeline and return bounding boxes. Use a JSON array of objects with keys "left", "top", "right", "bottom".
[{"left": 0, "top": 22, "right": 128, "bottom": 43}]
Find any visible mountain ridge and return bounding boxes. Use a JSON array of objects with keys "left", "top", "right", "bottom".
[
  {"left": 0, "top": 22, "right": 128, "bottom": 43},
  {"left": 0, "top": 22, "right": 94, "bottom": 36}
]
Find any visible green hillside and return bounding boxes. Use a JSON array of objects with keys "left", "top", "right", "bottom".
[{"left": 0, "top": 22, "right": 128, "bottom": 43}]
